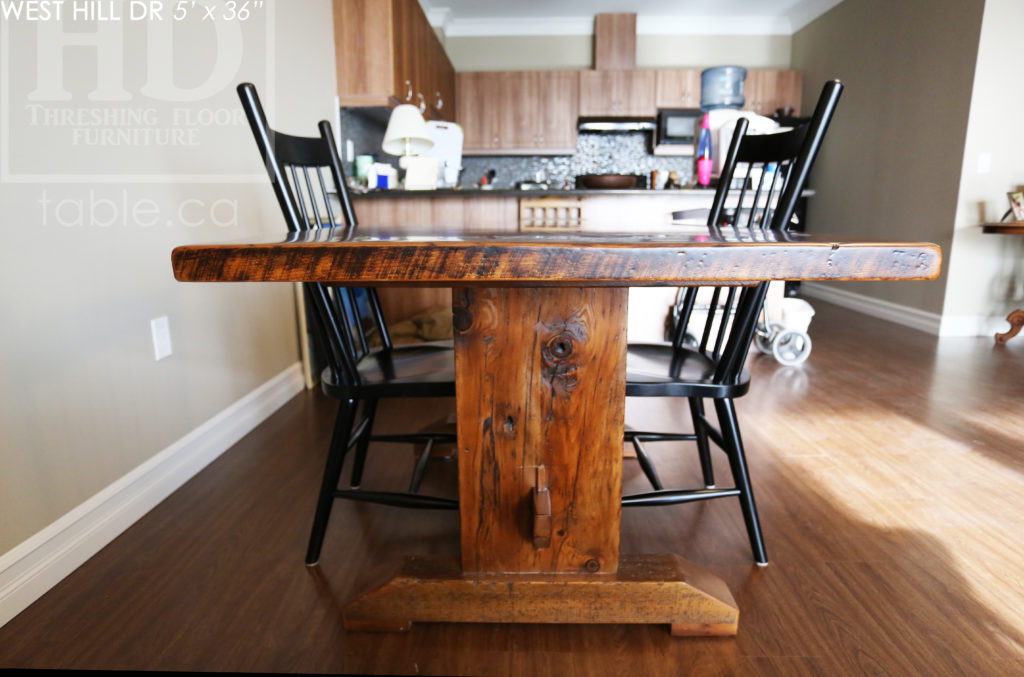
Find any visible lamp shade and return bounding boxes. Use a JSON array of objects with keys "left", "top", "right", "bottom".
[{"left": 382, "top": 104, "right": 434, "bottom": 156}]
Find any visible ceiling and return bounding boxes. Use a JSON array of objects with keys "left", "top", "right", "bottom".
[{"left": 420, "top": 0, "right": 845, "bottom": 37}]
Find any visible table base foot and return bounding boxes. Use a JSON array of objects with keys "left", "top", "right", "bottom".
[
  {"left": 342, "top": 553, "right": 738, "bottom": 636},
  {"left": 995, "top": 309, "right": 1024, "bottom": 344}
]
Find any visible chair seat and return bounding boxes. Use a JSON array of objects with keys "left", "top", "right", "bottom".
[
  {"left": 625, "top": 343, "right": 750, "bottom": 398},
  {"left": 321, "top": 341, "right": 456, "bottom": 399}
]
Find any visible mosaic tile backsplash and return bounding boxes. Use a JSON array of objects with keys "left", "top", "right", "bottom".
[
  {"left": 461, "top": 133, "right": 694, "bottom": 190},
  {"left": 339, "top": 108, "right": 695, "bottom": 189}
]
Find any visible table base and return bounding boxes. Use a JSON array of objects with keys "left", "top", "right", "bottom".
[
  {"left": 342, "top": 553, "right": 739, "bottom": 636},
  {"left": 995, "top": 309, "right": 1024, "bottom": 344}
]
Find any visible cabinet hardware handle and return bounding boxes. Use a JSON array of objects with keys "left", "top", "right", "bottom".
[
  {"left": 417, "top": 92, "right": 425, "bottom": 113},
  {"left": 435, "top": 91, "right": 443, "bottom": 110},
  {"left": 404, "top": 80, "right": 413, "bottom": 101}
]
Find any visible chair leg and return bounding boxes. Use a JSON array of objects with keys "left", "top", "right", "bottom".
[
  {"left": 713, "top": 398, "right": 768, "bottom": 565},
  {"left": 408, "top": 438, "right": 434, "bottom": 493},
  {"left": 348, "top": 398, "right": 377, "bottom": 489},
  {"left": 632, "top": 437, "right": 664, "bottom": 491},
  {"left": 689, "top": 397, "right": 715, "bottom": 488},
  {"left": 305, "top": 398, "right": 358, "bottom": 566}
]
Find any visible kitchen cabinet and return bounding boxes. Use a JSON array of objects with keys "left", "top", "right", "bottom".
[
  {"left": 655, "top": 69, "right": 701, "bottom": 109},
  {"left": 332, "top": 0, "right": 455, "bottom": 120},
  {"left": 457, "top": 71, "right": 579, "bottom": 155},
  {"left": 743, "top": 70, "right": 803, "bottom": 116},
  {"left": 578, "top": 70, "right": 656, "bottom": 118},
  {"left": 531, "top": 71, "right": 580, "bottom": 152},
  {"left": 594, "top": 13, "right": 637, "bottom": 70}
]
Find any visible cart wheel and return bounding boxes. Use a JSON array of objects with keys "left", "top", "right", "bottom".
[
  {"left": 755, "top": 322, "right": 784, "bottom": 355},
  {"left": 772, "top": 330, "right": 812, "bottom": 366}
]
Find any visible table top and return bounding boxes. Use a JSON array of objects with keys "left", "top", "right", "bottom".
[
  {"left": 982, "top": 222, "right": 1024, "bottom": 234},
  {"left": 171, "top": 223, "right": 942, "bottom": 287}
]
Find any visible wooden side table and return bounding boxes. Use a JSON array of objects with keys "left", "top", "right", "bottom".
[{"left": 982, "top": 223, "right": 1024, "bottom": 344}]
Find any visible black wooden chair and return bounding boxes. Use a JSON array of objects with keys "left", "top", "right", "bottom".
[
  {"left": 236, "top": 83, "right": 457, "bottom": 565},
  {"left": 622, "top": 80, "right": 844, "bottom": 565}
]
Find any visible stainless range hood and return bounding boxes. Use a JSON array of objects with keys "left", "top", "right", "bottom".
[{"left": 578, "top": 117, "right": 656, "bottom": 133}]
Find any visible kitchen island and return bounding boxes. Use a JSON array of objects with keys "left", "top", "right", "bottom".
[
  {"left": 351, "top": 186, "right": 723, "bottom": 231},
  {"left": 352, "top": 186, "right": 810, "bottom": 229},
  {"left": 351, "top": 187, "right": 810, "bottom": 336}
]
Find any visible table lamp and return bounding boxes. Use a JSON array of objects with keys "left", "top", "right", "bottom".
[{"left": 382, "top": 104, "right": 437, "bottom": 190}]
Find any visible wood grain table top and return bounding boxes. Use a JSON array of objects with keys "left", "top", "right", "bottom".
[
  {"left": 171, "top": 224, "right": 942, "bottom": 287},
  {"left": 982, "top": 222, "right": 1024, "bottom": 235}
]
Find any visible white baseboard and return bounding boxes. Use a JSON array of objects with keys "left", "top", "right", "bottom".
[
  {"left": 937, "top": 314, "right": 1013, "bottom": 338},
  {"left": 800, "top": 283, "right": 1011, "bottom": 338},
  {"left": 0, "top": 363, "right": 304, "bottom": 629},
  {"left": 800, "top": 282, "right": 943, "bottom": 335}
]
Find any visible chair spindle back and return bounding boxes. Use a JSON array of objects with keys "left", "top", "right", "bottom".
[
  {"left": 236, "top": 82, "right": 392, "bottom": 386},
  {"left": 671, "top": 80, "right": 845, "bottom": 383}
]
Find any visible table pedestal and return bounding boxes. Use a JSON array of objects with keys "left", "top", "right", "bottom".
[
  {"left": 342, "top": 287, "right": 739, "bottom": 635},
  {"left": 342, "top": 554, "right": 738, "bottom": 636}
]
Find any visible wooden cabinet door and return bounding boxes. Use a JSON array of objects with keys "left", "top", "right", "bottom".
[
  {"left": 430, "top": 55, "right": 456, "bottom": 121},
  {"left": 498, "top": 71, "right": 532, "bottom": 150},
  {"left": 459, "top": 71, "right": 578, "bottom": 154},
  {"left": 457, "top": 72, "right": 505, "bottom": 151},
  {"left": 773, "top": 70, "right": 802, "bottom": 116},
  {"left": 410, "top": 2, "right": 454, "bottom": 121},
  {"left": 334, "top": 0, "right": 454, "bottom": 117},
  {"left": 655, "top": 70, "right": 701, "bottom": 109},
  {"left": 391, "top": 0, "right": 421, "bottom": 108},
  {"left": 743, "top": 70, "right": 802, "bottom": 116},
  {"left": 333, "top": 0, "right": 397, "bottom": 106},
  {"left": 579, "top": 71, "right": 656, "bottom": 117},
  {"left": 743, "top": 70, "right": 777, "bottom": 115},
  {"left": 533, "top": 71, "right": 578, "bottom": 153}
]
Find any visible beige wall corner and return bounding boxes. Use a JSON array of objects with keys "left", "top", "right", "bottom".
[
  {"left": 942, "top": 0, "right": 1024, "bottom": 326},
  {"left": 791, "top": 0, "right": 985, "bottom": 317}
]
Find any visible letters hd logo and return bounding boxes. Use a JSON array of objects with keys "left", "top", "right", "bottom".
[{"left": 0, "top": 0, "right": 274, "bottom": 182}]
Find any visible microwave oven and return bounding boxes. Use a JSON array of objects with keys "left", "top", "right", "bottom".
[{"left": 654, "top": 108, "right": 702, "bottom": 156}]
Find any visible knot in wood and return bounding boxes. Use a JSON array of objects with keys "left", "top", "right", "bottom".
[
  {"left": 452, "top": 306, "right": 473, "bottom": 333},
  {"left": 545, "top": 333, "right": 574, "bottom": 360}
]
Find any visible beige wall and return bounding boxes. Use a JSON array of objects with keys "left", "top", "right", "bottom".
[
  {"left": 0, "top": 2, "right": 337, "bottom": 553},
  {"left": 942, "top": 0, "right": 1024, "bottom": 328},
  {"left": 444, "top": 34, "right": 791, "bottom": 71},
  {"left": 791, "top": 0, "right": 984, "bottom": 315}
]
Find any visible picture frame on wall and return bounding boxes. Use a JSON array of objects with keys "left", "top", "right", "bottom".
[{"left": 1008, "top": 192, "right": 1024, "bottom": 222}]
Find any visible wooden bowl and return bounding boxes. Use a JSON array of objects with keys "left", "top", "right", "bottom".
[{"left": 579, "top": 174, "right": 638, "bottom": 189}]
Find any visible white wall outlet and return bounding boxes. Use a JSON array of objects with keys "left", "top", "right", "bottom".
[
  {"left": 977, "top": 152, "right": 992, "bottom": 174},
  {"left": 345, "top": 138, "right": 354, "bottom": 162},
  {"left": 150, "top": 316, "right": 172, "bottom": 361}
]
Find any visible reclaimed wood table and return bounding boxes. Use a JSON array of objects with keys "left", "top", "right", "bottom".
[
  {"left": 172, "top": 223, "right": 941, "bottom": 636},
  {"left": 982, "top": 222, "right": 1024, "bottom": 344}
]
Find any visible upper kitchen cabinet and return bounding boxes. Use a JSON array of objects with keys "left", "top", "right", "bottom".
[
  {"left": 655, "top": 69, "right": 701, "bottom": 109},
  {"left": 457, "top": 71, "right": 579, "bottom": 155},
  {"left": 743, "top": 70, "right": 803, "bottom": 116},
  {"left": 333, "top": 0, "right": 455, "bottom": 120},
  {"left": 593, "top": 13, "right": 637, "bottom": 70},
  {"left": 578, "top": 70, "right": 656, "bottom": 118}
]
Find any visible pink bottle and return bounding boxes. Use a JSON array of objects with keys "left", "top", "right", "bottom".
[{"left": 696, "top": 113, "right": 713, "bottom": 186}]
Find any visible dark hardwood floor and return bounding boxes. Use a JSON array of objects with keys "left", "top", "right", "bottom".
[{"left": 2, "top": 300, "right": 1023, "bottom": 675}]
